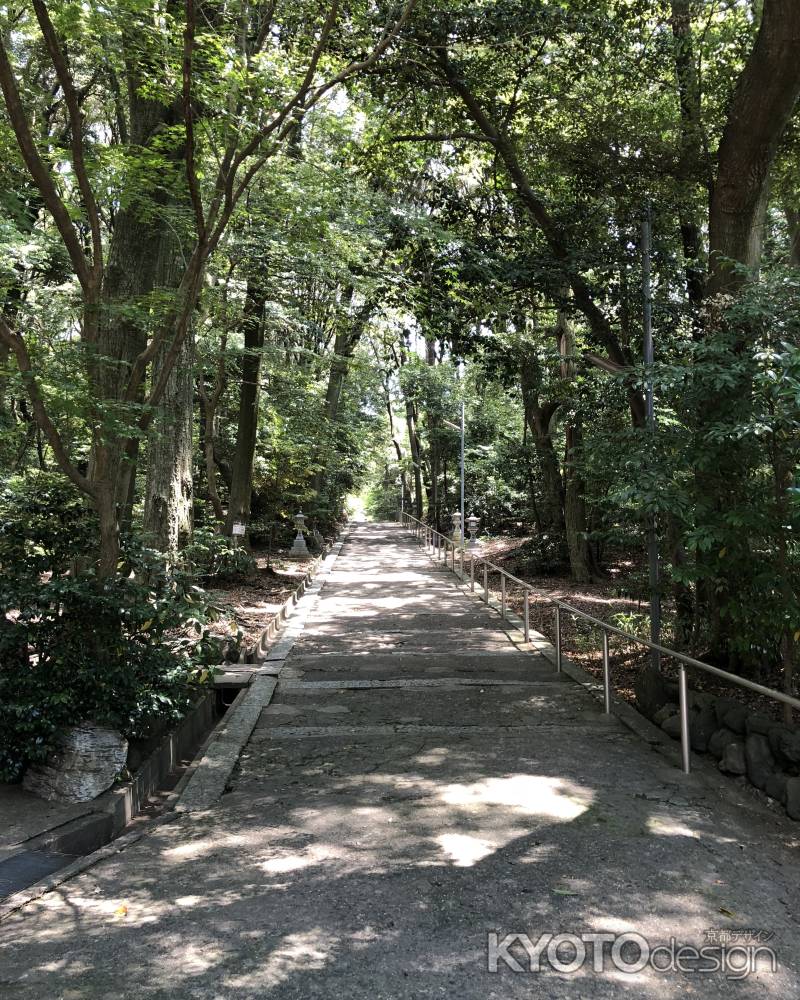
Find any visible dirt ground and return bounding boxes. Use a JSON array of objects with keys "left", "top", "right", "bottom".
[
  {"left": 205, "top": 549, "right": 313, "bottom": 656},
  {"left": 475, "top": 535, "right": 789, "bottom": 723}
]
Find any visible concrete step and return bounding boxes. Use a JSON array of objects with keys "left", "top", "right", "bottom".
[{"left": 255, "top": 684, "right": 610, "bottom": 733}]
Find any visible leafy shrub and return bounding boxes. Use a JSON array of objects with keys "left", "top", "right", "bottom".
[
  {"left": 0, "top": 471, "right": 98, "bottom": 575},
  {"left": 0, "top": 478, "right": 226, "bottom": 782},
  {"left": 180, "top": 526, "right": 256, "bottom": 581},
  {"left": 609, "top": 611, "right": 652, "bottom": 643}
]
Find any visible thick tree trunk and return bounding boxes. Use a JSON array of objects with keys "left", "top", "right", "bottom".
[
  {"left": 706, "top": 0, "right": 800, "bottom": 295},
  {"left": 224, "top": 283, "right": 266, "bottom": 536},
  {"left": 143, "top": 327, "right": 195, "bottom": 553},
  {"left": 89, "top": 78, "right": 186, "bottom": 567},
  {"left": 141, "top": 198, "right": 194, "bottom": 554},
  {"left": 536, "top": 438, "right": 565, "bottom": 534}
]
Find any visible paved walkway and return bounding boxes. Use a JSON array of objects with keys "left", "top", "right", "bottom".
[{"left": 2, "top": 523, "right": 799, "bottom": 997}]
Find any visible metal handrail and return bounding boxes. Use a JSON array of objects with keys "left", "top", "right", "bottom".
[{"left": 400, "top": 511, "right": 800, "bottom": 775}]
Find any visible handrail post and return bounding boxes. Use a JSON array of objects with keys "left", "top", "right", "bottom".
[
  {"left": 555, "top": 606, "right": 562, "bottom": 673},
  {"left": 470, "top": 554, "right": 475, "bottom": 591},
  {"left": 524, "top": 591, "right": 530, "bottom": 642},
  {"left": 483, "top": 563, "right": 488, "bottom": 603},
  {"left": 679, "top": 665, "right": 691, "bottom": 774},
  {"left": 602, "top": 630, "right": 611, "bottom": 714},
  {"left": 452, "top": 543, "right": 456, "bottom": 573},
  {"left": 501, "top": 574, "right": 506, "bottom": 619}
]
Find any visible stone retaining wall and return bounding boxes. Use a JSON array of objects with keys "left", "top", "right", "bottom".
[{"left": 635, "top": 668, "right": 800, "bottom": 820}]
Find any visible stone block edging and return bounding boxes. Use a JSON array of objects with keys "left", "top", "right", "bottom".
[
  {"left": 175, "top": 524, "right": 351, "bottom": 814},
  {"left": 248, "top": 525, "right": 349, "bottom": 662}
]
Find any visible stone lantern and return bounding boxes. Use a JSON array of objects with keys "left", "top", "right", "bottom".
[
  {"left": 290, "top": 510, "right": 310, "bottom": 558},
  {"left": 466, "top": 513, "right": 481, "bottom": 549},
  {"left": 451, "top": 510, "right": 462, "bottom": 543}
]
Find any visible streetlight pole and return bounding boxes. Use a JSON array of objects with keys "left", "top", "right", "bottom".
[
  {"left": 642, "top": 203, "right": 661, "bottom": 671},
  {"left": 459, "top": 399, "right": 465, "bottom": 544},
  {"left": 443, "top": 404, "right": 465, "bottom": 545}
]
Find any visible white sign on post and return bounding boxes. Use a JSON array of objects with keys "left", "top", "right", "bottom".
[{"left": 232, "top": 522, "right": 246, "bottom": 537}]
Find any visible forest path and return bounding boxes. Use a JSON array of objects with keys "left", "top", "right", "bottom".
[{"left": 1, "top": 523, "right": 799, "bottom": 998}]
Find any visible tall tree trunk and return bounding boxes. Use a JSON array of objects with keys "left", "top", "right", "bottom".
[
  {"left": 143, "top": 325, "right": 194, "bottom": 552},
  {"left": 563, "top": 422, "right": 596, "bottom": 584},
  {"left": 90, "top": 71, "right": 186, "bottom": 564},
  {"left": 559, "top": 306, "right": 596, "bottom": 582},
  {"left": 384, "top": 387, "right": 410, "bottom": 509},
  {"left": 197, "top": 335, "right": 227, "bottom": 523},
  {"left": 520, "top": 353, "right": 565, "bottom": 537},
  {"left": 404, "top": 397, "right": 423, "bottom": 519},
  {"left": 224, "top": 282, "right": 266, "bottom": 536},
  {"left": 785, "top": 204, "right": 800, "bottom": 266},
  {"left": 312, "top": 296, "right": 376, "bottom": 503},
  {"left": 693, "top": 0, "right": 800, "bottom": 656},
  {"left": 706, "top": 0, "right": 800, "bottom": 295},
  {"left": 670, "top": 0, "right": 708, "bottom": 321}
]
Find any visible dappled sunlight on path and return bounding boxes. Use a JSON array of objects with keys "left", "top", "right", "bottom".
[{"left": 1, "top": 524, "right": 798, "bottom": 998}]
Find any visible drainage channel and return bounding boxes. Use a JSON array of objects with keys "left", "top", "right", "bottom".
[
  {"left": 0, "top": 688, "right": 234, "bottom": 906},
  {"left": 0, "top": 850, "right": 81, "bottom": 899}
]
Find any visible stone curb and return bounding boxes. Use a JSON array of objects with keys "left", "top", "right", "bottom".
[
  {"left": 248, "top": 527, "right": 349, "bottom": 662},
  {"left": 413, "top": 533, "right": 790, "bottom": 826},
  {"left": 0, "top": 809, "right": 181, "bottom": 923},
  {"left": 0, "top": 528, "right": 354, "bottom": 914},
  {"left": 174, "top": 525, "right": 351, "bottom": 813}
]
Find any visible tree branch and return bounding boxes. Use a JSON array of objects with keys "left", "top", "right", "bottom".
[
  {"left": 183, "top": 0, "right": 206, "bottom": 240},
  {"left": 32, "top": 0, "right": 103, "bottom": 283},
  {"left": 0, "top": 32, "right": 93, "bottom": 294},
  {"left": 0, "top": 316, "right": 93, "bottom": 496},
  {"left": 432, "top": 44, "right": 646, "bottom": 426},
  {"left": 584, "top": 352, "right": 629, "bottom": 375},
  {"left": 389, "top": 131, "right": 495, "bottom": 144}
]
